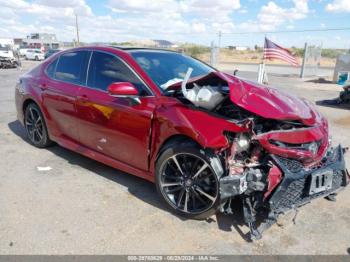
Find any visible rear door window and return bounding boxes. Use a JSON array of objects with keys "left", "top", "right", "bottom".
[
  {"left": 55, "top": 51, "right": 90, "bottom": 85},
  {"left": 87, "top": 51, "right": 150, "bottom": 95}
]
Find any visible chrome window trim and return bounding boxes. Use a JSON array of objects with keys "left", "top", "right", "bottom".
[{"left": 85, "top": 51, "right": 93, "bottom": 86}]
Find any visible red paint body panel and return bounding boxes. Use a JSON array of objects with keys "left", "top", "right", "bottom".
[
  {"left": 255, "top": 125, "right": 329, "bottom": 164},
  {"left": 107, "top": 82, "right": 139, "bottom": 96},
  {"left": 15, "top": 46, "right": 332, "bottom": 183},
  {"left": 75, "top": 87, "right": 156, "bottom": 171},
  {"left": 228, "top": 78, "right": 318, "bottom": 125},
  {"left": 264, "top": 164, "right": 283, "bottom": 199},
  {"left": 169, "top": 71, "right": 321, "bottom": 125}
]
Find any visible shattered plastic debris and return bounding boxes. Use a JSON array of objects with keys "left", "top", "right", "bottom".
[{"left": 36, "top": 166, "right": 52, "bottom": 171}]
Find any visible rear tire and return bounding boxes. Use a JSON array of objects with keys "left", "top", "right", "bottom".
[
  {"left": 155, "top": 142, "right": 221, "bottom": 220},
  {"left": 24, "top": 103, "right": 53, "bottom": 148}
]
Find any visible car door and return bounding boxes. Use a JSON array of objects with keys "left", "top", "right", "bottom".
[
  {"left": 75, "top": 51, "right": 156, "bottom": 171},
  {"left": 41, "top": 50, "right": 90, "bottom": 142}
]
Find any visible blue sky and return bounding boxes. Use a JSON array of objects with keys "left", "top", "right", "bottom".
[{"left": 0, "top": 0, "right": 349, "bottom": 48}]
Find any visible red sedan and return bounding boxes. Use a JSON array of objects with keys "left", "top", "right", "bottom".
[{"left": 15, "top": 46, "right": 349, "bottom": 239}]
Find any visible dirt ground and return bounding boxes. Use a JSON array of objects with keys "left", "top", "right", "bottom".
[{"left": 0, "top": 60, "right": 349, "bottom": 255}]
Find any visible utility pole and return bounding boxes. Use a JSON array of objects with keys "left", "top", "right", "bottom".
[
  {"left": 75, "top": 14, "right": 80, "bottom": 46},
  {"left": 300, "top": 42, "right": 308, "bottom": 78},
  {"left": 218, "top": 30, "right": 222, "bottom": 49},
  {"left": 217, "top": 30, "right": 222, "bottom": 66}
]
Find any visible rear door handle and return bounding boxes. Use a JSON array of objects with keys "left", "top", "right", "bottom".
[
  {"left": 78, "top": 94, "right": 89, "bottom": 102},
  {"left": 39, "top": 83, "right": 47, "bottom": 90}
]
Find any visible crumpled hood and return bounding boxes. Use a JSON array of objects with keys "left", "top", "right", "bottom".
[
  {"left": 224, "top": 74, "right": 320, "bottom": 126},
  {"left": 168, "top": 71, "right": 321, "bottom": 126}
]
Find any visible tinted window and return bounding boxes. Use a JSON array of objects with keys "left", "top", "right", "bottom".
[
  {"left": 87, "top": 51, "right": 149, "bottom": 95},
  {"left": 130, "top": 51, "right": 214, "bottom": 90},
  {"left": 46, "top": 59, "right": 58, "bottom": 78},
  {"left": 55, "top": 51, "right": 90, "bottom": 85}
]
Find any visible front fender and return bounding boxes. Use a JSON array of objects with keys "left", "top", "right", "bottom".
[{"left": 149, "top": 103, "right": 248, "bottom": 173}]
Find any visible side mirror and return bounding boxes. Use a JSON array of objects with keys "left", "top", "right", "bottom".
[
  {"left": 107, "top": 82, "right": 139, "bottom": 97},
  {"left": 107, "top": 82, "right": 141, "bottom": 105}
]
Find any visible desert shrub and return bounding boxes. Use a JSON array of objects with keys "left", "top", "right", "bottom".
[
  {"left": 181, "top": 44, "right": 210, "bottom": 58},
  {"left": 321, "top": 49, "right": 347, "bottom": 59}
]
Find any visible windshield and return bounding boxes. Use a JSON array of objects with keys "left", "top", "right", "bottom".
[{"left": 130, "top": 50, "right": 214, "bottom": 90}]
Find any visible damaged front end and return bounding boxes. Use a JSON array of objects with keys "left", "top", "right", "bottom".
[{"left": 169, "top": 70, "right": 350, "bottom": 240}]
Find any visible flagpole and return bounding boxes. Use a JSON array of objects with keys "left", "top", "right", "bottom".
[
  {"left": 258, "top": 36, "right": 266, "bottom": 84},
  {"left": 262, "top": 35, "right": 266, "bottom": 65}
]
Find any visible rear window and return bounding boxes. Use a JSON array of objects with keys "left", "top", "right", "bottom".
[
  {"left": 55, "top": 51, "right": 90, "bottom": 85},
  {"left": 46, "top": 59, "right": 58, "bottom": 78}
]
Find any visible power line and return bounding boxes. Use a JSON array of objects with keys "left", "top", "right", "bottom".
[
  {"left": 222, "top": 27, "right": 350, "bottom": 35},
  {"left": 169, "top": 27, "right": 350, "bottom": 36}
]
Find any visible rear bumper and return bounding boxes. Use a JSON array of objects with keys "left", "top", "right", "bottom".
[{"left": 268, "top": 145, "right": 349, "bottom": 214}]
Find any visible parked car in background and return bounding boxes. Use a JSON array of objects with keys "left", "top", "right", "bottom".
[
  {"left": 19, "top": 48, "right": 30, "bottom": 57},
  {"left": 0, "top": 47, "right": 20, "bottom": 68},
  {"left": 25, "top": 49, "right": 45, "bottom": 61},
  {"left": 15, "top": 46, "right": 349, "bottom": 240},
  {"left": 44, "top": 49, "right": 60, "bottom": 59}
]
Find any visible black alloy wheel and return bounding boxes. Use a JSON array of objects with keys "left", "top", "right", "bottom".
[
  {"left": 156, "top": 145, "right": 221, "bottom": 220},
  {"left": 24, "top": 103, "right": 52, "bottom": 148}
]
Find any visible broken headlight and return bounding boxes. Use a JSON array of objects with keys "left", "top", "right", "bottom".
[{"left": 270, "top": 140, "right": 321, "bottom": 155}]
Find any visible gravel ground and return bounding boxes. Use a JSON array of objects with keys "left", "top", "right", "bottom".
[{"left": 0, "top": 60, "right": 349, "bottom": 255}]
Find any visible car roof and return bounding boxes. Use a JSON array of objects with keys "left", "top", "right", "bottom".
[
  {"left": 108, "top": 46, "right": 180, "bottom": 54},
  {"left": 54, "top": 46, "right": 180, "bottom": 56}
]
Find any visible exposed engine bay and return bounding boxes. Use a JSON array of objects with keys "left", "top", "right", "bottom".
[{"left": 167, "top": 68, "right": 349, "bottom": 240}]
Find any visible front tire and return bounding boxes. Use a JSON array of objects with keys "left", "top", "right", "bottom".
[
  {"left": 156, "top": 143, "right": 221, "bottom": 220},
  {"left": 24, "top": 103, "right": 53, "bottom": 148}
]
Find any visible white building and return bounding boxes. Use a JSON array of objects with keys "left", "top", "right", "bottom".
[{"left": 22, "top": 33, "right": 60, "bottom": 50}]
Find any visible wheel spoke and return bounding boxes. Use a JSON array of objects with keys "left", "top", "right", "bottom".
[
  {"left": 35, "top": 129, "right": 43, "bottom": 140},
  {"left": 192, "top": 163, "right": 209, "bottom": 179},
  {"left": 160, "top": 153, "right": 218, "bottom": 214},
  {"left": 184, "top": 191, "right": 189, "bottom": 212},
  {"left": 171, "top": 155, "right": 184, "bottom": 175},
  {"left": 191, "top": 188, "right": 207, "bottom": 205},
  {"left": 29, "top": 108, "right": 35, "bottom": 120},
  {"left": 161, "top": 182, "right": 182, "bottom": 188},
  {"left": 33, "top": 130, "right": 40, "bottom": 142},
  {"left": 191, "top": 192, "right": 196, "bottom": 210},
  {"left": 35, "top": 117, "right": 42, "bottom": 125},
  {"left": 177, "top": 189, "right": 185, "bottom": 207},
  {"left": 195, "top": 186, "right": 216, "bottom": 202},
  {"left": 28, "top": 129, "right": 34, "bottom": 140}
]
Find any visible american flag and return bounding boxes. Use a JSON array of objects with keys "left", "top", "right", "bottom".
[{"left": 263, "top": 37, "right": 299, "bottom": 67}]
